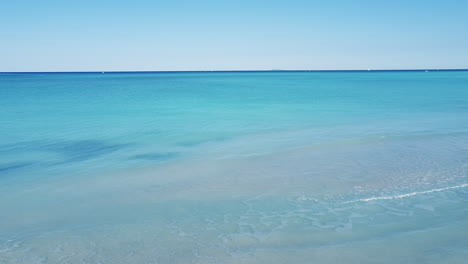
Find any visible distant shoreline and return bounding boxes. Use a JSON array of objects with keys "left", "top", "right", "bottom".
[{"left": 1, "top": 69, "right": 468, "bottom": 74}]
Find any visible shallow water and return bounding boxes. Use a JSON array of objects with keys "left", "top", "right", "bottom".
[{"left": 1, "top": 71, "right": 468, "bottom": 263}]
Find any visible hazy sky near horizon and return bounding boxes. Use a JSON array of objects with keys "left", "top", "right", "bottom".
[{"left": 2, "top": 0, "right": 468, "bottom": 71}]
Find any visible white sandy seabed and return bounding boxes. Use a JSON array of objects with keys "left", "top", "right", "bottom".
[{"left": 1, "top": 130, "right": 468, "bottom": 264}]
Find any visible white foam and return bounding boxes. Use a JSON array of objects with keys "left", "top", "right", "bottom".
[{"left": 344, "top": 183, "right": 468, "bottom": 203}]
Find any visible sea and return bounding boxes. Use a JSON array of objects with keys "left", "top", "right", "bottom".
[{"left": 1, "top": 71, "right": 468, "bottom": 263}]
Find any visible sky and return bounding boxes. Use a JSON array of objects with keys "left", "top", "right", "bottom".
[{"left": 1, "top": 0, "right": 468, "bottom": 71}]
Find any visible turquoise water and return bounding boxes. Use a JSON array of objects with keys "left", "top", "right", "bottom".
[{"left": 1, "top": 71, "right": 468, "bottom": 263}]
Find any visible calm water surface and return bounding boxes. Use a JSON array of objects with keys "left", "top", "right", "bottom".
[{"left": 1, "top": 71, "right": 468, "bottom": 263}]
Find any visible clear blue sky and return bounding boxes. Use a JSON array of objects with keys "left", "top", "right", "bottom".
[{"left": 2, "top": 0, "right": 468, "bottom": 71}]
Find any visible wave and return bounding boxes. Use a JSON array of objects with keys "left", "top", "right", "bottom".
[{"left": 344, "top": 183, "right": 468, "bottom": 203}]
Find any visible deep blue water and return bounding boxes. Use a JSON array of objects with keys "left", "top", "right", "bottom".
[{"left": 1, "top": 71, "right": 468, "bottom": 263}]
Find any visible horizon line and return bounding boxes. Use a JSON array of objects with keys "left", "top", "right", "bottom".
[{"left": 1, "top": 68, "right": 468, "bottom": 74}]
